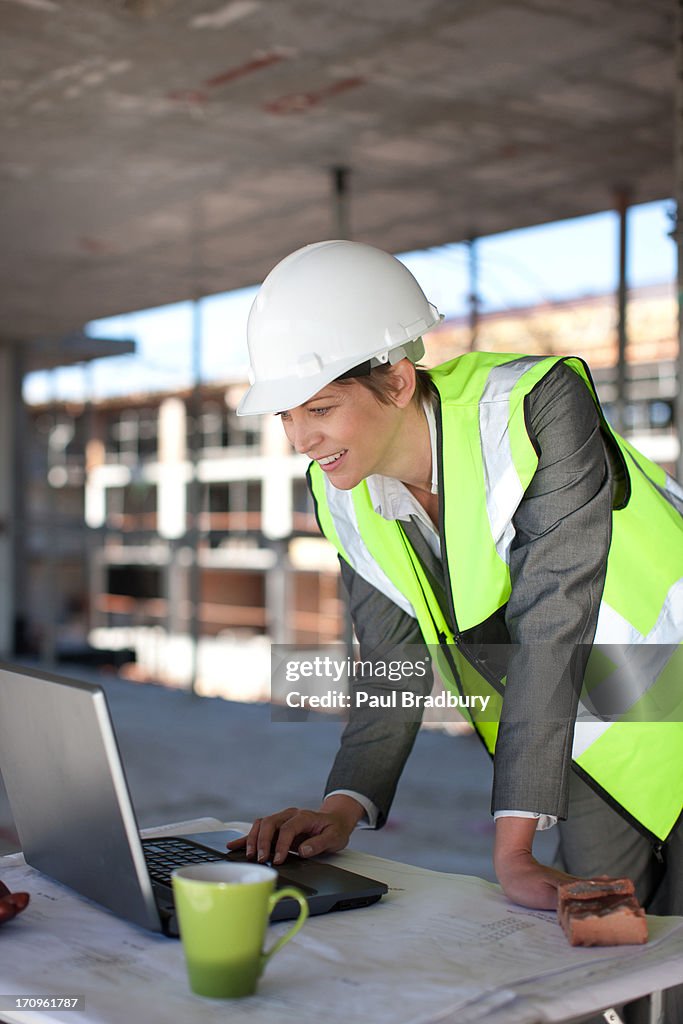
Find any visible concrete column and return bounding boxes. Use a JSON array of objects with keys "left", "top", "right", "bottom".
[
  {"left": 158, "top": 397, "right": 187, "bottom": 540},
  {"left": 166, "top": 542, "right": 188, "bottom": 635},
  {"left": 0, "top": 345, "right": 17, "bottom": 656},
  {"left": 158, "top": 397, "right": 188, "bottom": 646},
  {"left": 89, "top": 547, "right": 108, "bottom": 631},
  {"left": 187, "top": 297, "right": 203, "bottom": 695},
  {"left": 261, "top": 414, "right": 293, "bottom": 644},
  {"left": 614, "top": 188, "right": 631, "bottom": 436},
  {"left": 262, "top": 463, "right": 293, "bottom": 541},
  {"left": 11, "top": 347, "right": 29, "bottom": 655},
  {"left": 83, "top": 389, "right": 104, "bottom": 639},
  {"left": 265, "top": 539, "right": 291, "bottom": 645}
]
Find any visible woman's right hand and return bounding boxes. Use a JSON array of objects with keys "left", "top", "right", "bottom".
[{"left": 226, "top": 794, "right": 365, "bottom": 865}]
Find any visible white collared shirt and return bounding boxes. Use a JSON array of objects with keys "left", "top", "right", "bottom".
[{"left": 365, "top": 399, "right": 441, "bottom": 559}]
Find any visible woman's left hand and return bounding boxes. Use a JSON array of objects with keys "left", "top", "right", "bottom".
[
  {"left": 493, "top": 816, "right": 576, "bottom": 909},
  {"left": 495, "top": 852, "right": 576, "bottom": 909}
]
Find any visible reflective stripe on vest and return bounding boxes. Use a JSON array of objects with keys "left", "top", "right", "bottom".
[
  {"left": 319, "top": 471, "right": 416, "bottom": 619},
  {"left": 479, "top": 356, "right": 548, "bottom": 563},
  {"left": 573, "top": 576, "right": 683, "bottom": 729},
  {"left": 665, "top": 472, "right": 683, "bottom": 511}
]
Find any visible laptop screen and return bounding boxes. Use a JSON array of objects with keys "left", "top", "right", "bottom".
[{"left": 0, "top": 664, "right": 162, "bottom": 930}]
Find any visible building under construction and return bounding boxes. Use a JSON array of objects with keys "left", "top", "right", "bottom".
[{"left": 19, "top": 281, "right": 678, "bottom": 696}]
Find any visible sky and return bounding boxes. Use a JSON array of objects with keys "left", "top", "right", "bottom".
[{"left": 23, "top": 198, "right": 676, "bottom": 405}]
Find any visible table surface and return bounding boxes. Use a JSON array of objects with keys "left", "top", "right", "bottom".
[{"left": 1, "top": 819, "right": 682, "bottom": 1024}]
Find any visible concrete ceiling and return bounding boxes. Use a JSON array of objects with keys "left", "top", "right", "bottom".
[{"left": 0, "top": 0, "right": 674, "bottom": 344}]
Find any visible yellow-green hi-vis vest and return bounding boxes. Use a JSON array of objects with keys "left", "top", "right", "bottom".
[{"left": 308, "top": 353, "right": 683, "bottom": 845}]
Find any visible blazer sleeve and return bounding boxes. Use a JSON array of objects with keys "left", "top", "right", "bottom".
[
  {"left": 323, "top": 557, "right": 433, "bottom": 828},
  {"left": 491, "top": 363, "right": 613, "bottom": 819}
]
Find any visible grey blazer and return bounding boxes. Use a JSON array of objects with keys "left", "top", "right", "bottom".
[{"left": 323, "top": 363, "right": 616, "bottom": 826}]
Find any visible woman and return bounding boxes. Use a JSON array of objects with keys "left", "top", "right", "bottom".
[{"left": 229, "top": 241, "right": 683, "bottom": 933}]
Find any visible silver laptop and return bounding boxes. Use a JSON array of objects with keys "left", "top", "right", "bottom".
[{"left": 0, "top": 664, "right": 387, "bottom": 936}]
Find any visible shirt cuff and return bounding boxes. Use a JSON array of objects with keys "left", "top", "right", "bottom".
[
  {"left": 325, "top": 789, "right": 379, "bottom": 829},
  {"left": 494, "top": 810, "right": 558, "bottom": 832}
]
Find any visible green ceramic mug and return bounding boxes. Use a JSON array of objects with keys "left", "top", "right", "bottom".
[{"left": 172, "top": 861, "right": 308, "bottom": 998}]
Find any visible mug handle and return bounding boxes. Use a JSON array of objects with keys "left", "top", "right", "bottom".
[{"left": 261, "top": 887, "right": 309, "bottom": 966}]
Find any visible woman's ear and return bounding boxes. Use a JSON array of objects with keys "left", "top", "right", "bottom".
[{"left": 390, "top": 358, "right": 417, "bottom": 408}]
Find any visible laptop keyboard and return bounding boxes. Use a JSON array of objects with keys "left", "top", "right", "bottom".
[
  {"left": 142, "top": 836, "right": 316, "bottom": 896},
  {"left": 142, "top": 837, "right": 227, "bottom": 887}
]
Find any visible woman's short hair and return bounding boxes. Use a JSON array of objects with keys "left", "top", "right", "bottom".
[{"left": 335, "top": 361, "right": 435, "bottom": 407}]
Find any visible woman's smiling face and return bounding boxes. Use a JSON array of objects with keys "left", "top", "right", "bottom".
[{"left": 278, "top": 373, "right": 414, "bottom": 491}]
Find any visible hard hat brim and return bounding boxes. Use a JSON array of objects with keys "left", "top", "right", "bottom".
[
  {"left": 235, "top": 334, "right": 431, "bottom": 416},
  {"left": 236, "top": 353, "right": 373, "bottom": 416}
]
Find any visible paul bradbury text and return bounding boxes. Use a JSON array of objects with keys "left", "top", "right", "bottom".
[{"left": 284, "top": 690, "right": 491, "bottom": 712}]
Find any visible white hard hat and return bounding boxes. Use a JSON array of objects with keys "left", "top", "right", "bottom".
[{"left": 236, "top": 239, "right": 442, "bottom": 416}]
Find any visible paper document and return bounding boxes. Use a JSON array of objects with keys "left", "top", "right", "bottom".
[{"left": 0, "top": 820, "right": 682, "bottom": 1024}]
